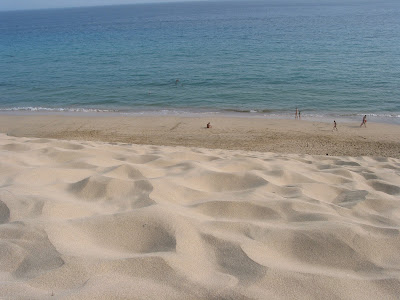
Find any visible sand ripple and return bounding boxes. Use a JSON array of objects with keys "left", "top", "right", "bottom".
[{"left": 0, "top": 133, "right": 400, "bottom": 299}]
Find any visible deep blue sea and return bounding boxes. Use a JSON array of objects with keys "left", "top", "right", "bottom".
[{"left": 1, "top": 0, "right": 400, "bottom": 124}]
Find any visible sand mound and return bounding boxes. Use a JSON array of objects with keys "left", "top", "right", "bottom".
[
  {"left": 48, "top": 209, "right": 177, "bottom": 258},
  {"left": 0, "top": 200, "right": 10, "bottom": 224},
  {"left": 0, "top": 222, "right": 64, "bottom": 279},
  {"left": 0, "top": 133, "right": 400, "bottom": 299}
]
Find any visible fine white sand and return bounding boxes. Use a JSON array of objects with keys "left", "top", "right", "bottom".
[{"left": 0, "top": 131, "right": 400, "bottom": 299}]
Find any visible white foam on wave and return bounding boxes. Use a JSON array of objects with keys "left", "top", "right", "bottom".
[
  {"left": 0, "top": 107, "right": 118, "bottom": 113},
  {"left": 1, "top": 107, "right": 399, "bottom": 124}
]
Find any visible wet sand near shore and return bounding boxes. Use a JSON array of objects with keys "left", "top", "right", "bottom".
[{"left": 0, "top": 114, "right": 399, "bottom": 158}]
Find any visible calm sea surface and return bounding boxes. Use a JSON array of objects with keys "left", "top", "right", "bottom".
[{"left": 1, "top": 0, "right": 400, "bottom": 123}]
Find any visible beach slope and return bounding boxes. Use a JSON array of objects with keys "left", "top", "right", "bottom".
[
  {"left": 0, "top": 115, "right": 399, "bottom": 158},
  {"left": 0, "top": 130, "right": 400, "bottom": 299}
]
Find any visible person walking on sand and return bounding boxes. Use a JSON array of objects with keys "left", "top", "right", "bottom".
[
  {"left": 360, "top": 115, "right": 367, "bottom": 127},
  {"left": 295, "top": 107, "right": 298, "bottom": 119},
  {"left": 333, "top": 120, "right": 338, "bottom": 131}
]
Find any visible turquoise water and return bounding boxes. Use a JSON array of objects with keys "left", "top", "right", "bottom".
[{"left": 1, "top": 0, "right": 400, "bottom": 124}]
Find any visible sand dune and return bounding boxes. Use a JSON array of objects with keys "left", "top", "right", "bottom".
[{"left": 0, "top": 132, "right": 400, "bottom": 299}]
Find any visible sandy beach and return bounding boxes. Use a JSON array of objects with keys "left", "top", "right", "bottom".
[
  {"left": 0, "top": 115, "right": 400, "bottom": 299},
  {"left": 0, "top": 114, "right": 399, "bottom": 158}
]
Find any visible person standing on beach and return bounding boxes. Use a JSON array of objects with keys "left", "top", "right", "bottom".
[
  {"left": 333, "top": 120, "right": 338, "bottom": 131},
  {"left": 295, "top": 107, "right": 298, "bottom": 119},
  {"left": 298, "top": 111, "right": 301, "bottom": 120},
  {"left": 360, "top": 115, "right": 367, "bottom": 127}
]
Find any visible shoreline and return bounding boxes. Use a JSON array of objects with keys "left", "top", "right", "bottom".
[
  {"left": 1, "top": 114, "right": 399, "bottom": 158},
  {"left": 1, "top": 109, "right": 400, "bottom": 125}
]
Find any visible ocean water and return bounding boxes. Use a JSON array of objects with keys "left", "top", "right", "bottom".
[{"left": 1, "top": 0, "right": 400, "bottom": 124}]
